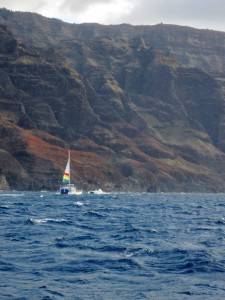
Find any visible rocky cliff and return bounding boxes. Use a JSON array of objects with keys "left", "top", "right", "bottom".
[{"left": 1, "top": 8, "right": 225, "bottom": 192}]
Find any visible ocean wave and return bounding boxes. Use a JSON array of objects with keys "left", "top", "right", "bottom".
[
  {"left": 74, "top": 201, "right": 85, "bottom": 207},
  {"left": 28, "top": 218, "right": 70, "bottom": 225},
  {"left": 150, "top": 248, "right": 225, "bottom": 274},
  {"left": 0, "top": 260, "right": 22, "bottom": 272},
  {"left": 0, "top": 205, "right": 10, "bottom": 210},
  {"left": 215, "top": 218, "right": 225, "bottom": 225},
  {"left": 83, "top": 211, "right": 105, "bottom": 218},
  {"left": 0, "top": 193, "right": 26, "bottom": 197},
  {"left": 124, "top": 246, "right": 155, "bottom": 257},
  {"left": 45, "top": 257, "right": 141, "bottom": 274},
  {"left": 1, "top": 192, "right": 225, "bottom": 299}
]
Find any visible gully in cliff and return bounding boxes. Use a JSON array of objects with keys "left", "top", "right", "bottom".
[{"left": 60, "top": 150, "right": 82, "bottom": 195}]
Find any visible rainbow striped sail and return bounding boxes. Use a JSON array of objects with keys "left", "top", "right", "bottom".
[
  {"left": 62, "top": 151, "right": 70, "bottom": 184},
  {"left": 60, "top": 150, "right": 82, "bottom": 195},
  {"left": 63, "top": 172, "right": 70, "bottom": 184}
]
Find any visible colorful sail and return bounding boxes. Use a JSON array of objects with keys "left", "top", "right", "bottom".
[
  {"left": 62, "top": 151, "right": 70, "bottom": 184},
  {"left": 60, "top": 150, "right": 82, "bottom": 194},
  {"left": 62, "top": 172, "right": 70, "bottom": 183}
]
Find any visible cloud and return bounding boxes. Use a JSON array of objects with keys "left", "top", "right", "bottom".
[
  {"left": 58, "top": 0, "right": 135, "bottom": 24},
  {"left": 0, "top": 0, "right": 46, "bottom": 12},
  {"left": 60, "top": 0, "right": 110, "bottom": 13},
  {"left": 121, "top": 0, "right": 225, "bottom": 30},
  {"left": 0, "top": 0, "right": 224, "bottom": 31}
]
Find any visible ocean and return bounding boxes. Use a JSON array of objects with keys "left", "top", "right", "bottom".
[{"left": 0, "top": 192, "right": 225, "bottom": 299}]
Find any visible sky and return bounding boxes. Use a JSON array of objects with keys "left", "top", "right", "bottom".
[{"left": 0, "top": 0, "right": 225, "bottom": 32}]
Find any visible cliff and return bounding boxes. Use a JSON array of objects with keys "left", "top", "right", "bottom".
[{"left": 1, "top": 8, "right": 225, "bottom": 192}]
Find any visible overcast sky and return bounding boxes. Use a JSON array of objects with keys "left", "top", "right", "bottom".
[{"left": 0, "top": 0, "right": 225, "bottom": 32}]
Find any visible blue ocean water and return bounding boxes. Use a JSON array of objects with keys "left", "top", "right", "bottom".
[{"left": 0, "top": 192, "right": 225, "bottom": 300}]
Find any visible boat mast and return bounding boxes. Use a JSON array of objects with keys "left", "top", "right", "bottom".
[{"left": 68, "top": 150, "right": 71, "bottom": 186}]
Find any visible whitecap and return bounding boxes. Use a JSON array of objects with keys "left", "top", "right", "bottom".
[
  {"left": 0, "top": 193, "right": 25, "bottom": 197},
  {"left": 0, "top": 205, "right": 10, "bottom": 209},
  {"left": 124, "top": 246, "right": 154, "bottom": 257},
  {"left": 74, "top": 201, "right": 84, "bottom": 206},
  {"left": 29, "top": 218, "right": 67, "bottom": 224}
]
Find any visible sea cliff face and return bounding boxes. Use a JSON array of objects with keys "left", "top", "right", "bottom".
[{"left": 1, "top": 9, "right": 225, "bottom": 192}]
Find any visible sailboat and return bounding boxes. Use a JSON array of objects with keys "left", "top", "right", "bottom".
[{"left": 60, "top": 150, "right": 82, "bottom": 195}]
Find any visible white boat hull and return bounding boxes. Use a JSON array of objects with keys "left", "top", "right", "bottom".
[{"left": 88, "top": 189, "right": 104, "bottom": 195}]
